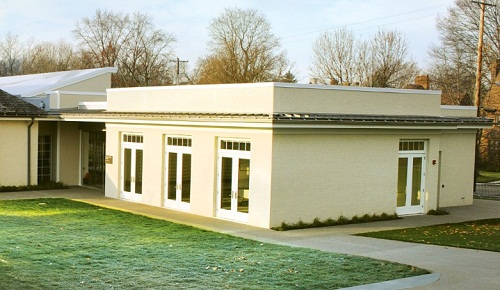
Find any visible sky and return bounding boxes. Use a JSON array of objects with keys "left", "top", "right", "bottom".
[{"left": 0, "top": 0, "right": 456, "bottom": 83}]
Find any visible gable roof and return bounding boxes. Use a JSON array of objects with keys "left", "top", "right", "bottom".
[
  {"left": 0, "top": 67, "right": 117, "bottom": 98},
  {"left": 0, "top": 89, "right": 46, "bottom": 116}
]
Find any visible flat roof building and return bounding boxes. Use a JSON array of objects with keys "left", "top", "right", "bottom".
[
  {"left": 59, "top": 82, "right": 490, "bottom": 228},
  {"left": 0, "top": 71, "right": 491, "bottom": 228}
]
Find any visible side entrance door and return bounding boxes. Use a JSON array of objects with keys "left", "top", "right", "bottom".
[{"left": 397, "top": 141, "right": 426, "bottom": 215}]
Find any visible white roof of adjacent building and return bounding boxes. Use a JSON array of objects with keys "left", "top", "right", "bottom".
[{"left": 0, "top": 67, "right": 117, "bottom": 98}]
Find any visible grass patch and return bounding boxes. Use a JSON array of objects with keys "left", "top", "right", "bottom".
[
  {"left": 273, "top": 213, "right": 400, "bottom": 231},
  {"left": 358, "top": 219, "right": 500, "bottom": 252},
  {"left": 476, "top": 171, "right": 500, "bottom": 183},
  {"left": 0, "top": 199, "right": 428, "bottom": 289},
  {"left": 474, "top": 195, "right": 500, "bottom": 201},
  {"left": 0, "top": 181, "right": 67, "bottom": 192}
]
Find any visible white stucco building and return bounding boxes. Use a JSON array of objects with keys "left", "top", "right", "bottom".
[
  {"left": 58, "top": 82, "right": 491, "bottom": 228},
  {"left": 0, "top": 70, "right": 491, "bottom": 228}
]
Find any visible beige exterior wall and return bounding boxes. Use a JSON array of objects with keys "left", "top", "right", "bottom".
[
  {"left": 438, "top": 131, "right": 477, "bottom": 207},
  {"left": 57, "top": 122, "right": 81, "bottom": 185},
  {"left": 105, "top": 125, "right": 121, "bottom": 198},
  {"left": 0, "top": 120, "right": 38, "bottom": 186},
  {"left": 104, "top": 122, "right": 274, "bottom": 228},
  {"left": 107, "top": 83, "right": 441, "bottom": 116},
  {"left": 273, "top": 85, "right": 442, "bottom": 116},
  {"left": 440, "top": 105, "right": 478, "bottom": 117},
  {"left": 60, "top": 73, "right": 113, "bottom": 93},
  {"left": 107, "top": 84, "right": 275, "bottom": 114},
  {"left": 50, "top": 92, "right": 107, "bottom": 110},
  {"left": 269, "top": 131, "right": 397, "bottom": 226},
  {"left": 268, "top": 129, "right": 452, "bottom": 227},
  {"left": 47, "top": 72, "right": 113, "bottom": 110}
]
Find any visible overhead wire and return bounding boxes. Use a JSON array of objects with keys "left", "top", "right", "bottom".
[{"left": 279, "top": 1, "right": 454, "bottom": 44}]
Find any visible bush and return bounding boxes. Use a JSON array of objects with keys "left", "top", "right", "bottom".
[
  {"left": 0, "top": 181, "right": 67, "bottom": 192},
  {"left": 427, "top": 208, "right": 449, "bottom": 215},
  {"left": 272, "top": 212, "right": 400, "bottom": 231}
]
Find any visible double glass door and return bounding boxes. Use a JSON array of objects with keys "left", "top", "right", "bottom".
[
  {"left": 217, "top": 140, "right": 251, "bottom": 222},
  {"left": 397, "top": 154, "right": 425, "bottom": 215},
  {"left": 121, "top": 135, "right": 143, "bottom": 202},
  {"left": 164, "top": 141, "right": 192, "bottom": 211}
]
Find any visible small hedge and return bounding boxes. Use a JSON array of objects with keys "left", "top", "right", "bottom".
[
  {"left": 427, "top": 208, "right": 449, "bottom": 215},
  {"left": 0, "top": 181, "right": 67, "bottom": 192},
  {"left": 272, "top": 212, "right": 401, "bottom": 231}
]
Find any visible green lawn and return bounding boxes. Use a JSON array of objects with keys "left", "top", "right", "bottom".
[
  {"left": 477, "top": 171, "right": 500, "bottom": 183},
  {"left": 358, "top": 219, "right": 500, "bottom": 252},
  {"left": 0, "top": 199, "right": 427, "bottom": 289}
]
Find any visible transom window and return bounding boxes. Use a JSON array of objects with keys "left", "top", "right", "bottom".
[
  {"left": 220, "top": 139, "right": 251, "bottom": 151},
  {"left": 123, "top": 134, "right": 143, "bottom": 143},
  {"left": 167, "top": 136, "right": 192, "bottom": 147},
  {"left": 399, "top": 141, "right": 425, "bottom": 152}
]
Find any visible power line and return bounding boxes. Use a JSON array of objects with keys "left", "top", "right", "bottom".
[
  {"left": 279, "top": 2, "right": 453, "bottom": 42},
  {"left": 282, "top": 12, "right": 442, "bottom": 46}
]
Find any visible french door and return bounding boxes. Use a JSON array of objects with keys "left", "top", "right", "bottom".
[
  {"left": 216, "top": 139, "right": 251, "bottom": 222},
  {"left": 121, "top": 134, "right": 143, "bottom": 202},
  {"left": 164, "top": 136, "right": 192, "bottom": 211},
  {"left": 397, "top": 141, "right": 426, "bottom": 215}
]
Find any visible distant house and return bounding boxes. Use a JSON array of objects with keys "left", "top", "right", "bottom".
[{"left": 0, "top": 70, "right": 492, "bottom": 228}]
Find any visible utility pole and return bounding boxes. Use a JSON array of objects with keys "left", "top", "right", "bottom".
[
  {"left": 170, "top": 57, "right": 188, "bottom": 85},
  {"left": 473, "top": 1, "right": 495, "bottom": 116},
  {"left": 472, "top": 1, "right": 495, "bottom": 192}
]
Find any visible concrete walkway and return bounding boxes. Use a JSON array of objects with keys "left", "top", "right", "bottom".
[{"left": 1, "top": 187, "right": 499, "bottom": 290}]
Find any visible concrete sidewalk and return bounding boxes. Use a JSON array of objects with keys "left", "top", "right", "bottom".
[{"left": 1, "top": 187, "right": 500, "bottom": 289}]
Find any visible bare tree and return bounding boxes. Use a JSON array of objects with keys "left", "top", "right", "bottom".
[
  {"left": 73, "top": 10, "right": 176, "bottom": 87},
  {"left": 427, "top": 0, "right": 500, "bottom": 171},
  {"left": 119, "top": 13, "right": 176, "bottom": 87},
  {"left": 427, "top": 43, "right": 476, "bottom": 105},
  {"left": 427, "top": 0, "right": 500, "bottom": 106},
  {"left": 197, "top": 8, "right": 290, "bottom": 84},
  {"left": 73, "top": 10, "right": 131, "bottom": 68},
  {"left": 310, "top": 29, "right": 417, "bottom": 88},
  {"left": 310, "top": 29, "right": 357, "bottom": 85},
  {"left": 369, "top": 30, "right": 418, "bottom": 88},
  {"left": 0, "top": 33, "right": 26, "bottom": 76},
  {"left": 22, "top": 40, "right": 78, "bottom": 74}
]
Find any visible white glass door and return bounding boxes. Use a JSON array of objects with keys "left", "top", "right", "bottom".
[
  {"left": 397, "top": 154, "right": 425, "bottom": 215},
  {"left": 216, "top": 139, "right": 251, "bottom": 222},
  {"left": 121, "top": 134, "right": 144, "bottom": 202},
  {"left": 164, "top": 137, "right": 192, "bottom": 211}
]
